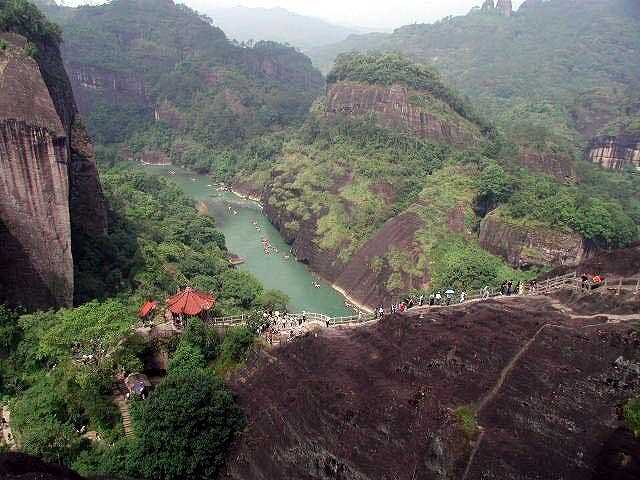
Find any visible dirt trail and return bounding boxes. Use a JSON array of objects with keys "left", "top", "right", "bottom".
[
  {"left": 462, "top": 297, "right": 639, "bottom": 479},
  {"left": 1, "top": 406, "right": 16, "bottom": 450}
]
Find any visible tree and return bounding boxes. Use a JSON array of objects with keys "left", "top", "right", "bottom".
[
  {"left": 168, "top": 341, "right": 206, "bottom": 377},
  {"left": 220, "top": 270, "right": 263, "bottom": 308},
  {"left": 37, "top": 300, "right": 135, "bottom": 365},
  {"left": 132, "top": 371, "right": 244, "bottom": 480},
  {"left": 256, "top": 289, "right": 289, "bottom": 312}
]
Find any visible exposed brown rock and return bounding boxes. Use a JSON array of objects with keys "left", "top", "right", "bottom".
[
  {"left": 223, "top": 297, "right": 640, "bottom": 479},
  {"left": 588, "top": 135, "right": 640, "bottom": 170},
  {"left": 479, "top": 212, "right": 587, "bottom": 267},
  {"left": 519, "top": 146, "right": 575, "bottom": 180},
  {"left": 326, "top": 81, "right": 481, "bottom": 147},
  {"left": 0, "top": 32, "right": 106, "bottom": 310},
  {"left": 67, "top": 62, "right": 148, "bottom": 113},
  {"left": 0, "top": 34, "right": 74, "bottom": 309}
]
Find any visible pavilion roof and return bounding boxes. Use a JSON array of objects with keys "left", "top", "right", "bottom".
[
  {"left": 166, "top": 287, "right": 215, "bottom": 316},
  {"left": 138, "top": 300, "right": 158, "bottom": 318}
]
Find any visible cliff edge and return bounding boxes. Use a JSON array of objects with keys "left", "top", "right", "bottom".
[{"left": 0, "top": 24, "right": 106, "bottom": 310}]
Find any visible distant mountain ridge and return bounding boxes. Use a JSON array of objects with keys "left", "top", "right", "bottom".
[
  {"left": 308, "top": 0, "right": 640, "bottom": 156},
  {"left": 206, "top": 5, "right": 378, "bottom": 51}
]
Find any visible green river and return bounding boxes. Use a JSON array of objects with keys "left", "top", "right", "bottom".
[{"left": 144, "top": 165, "right": 351, "bottom": 316}]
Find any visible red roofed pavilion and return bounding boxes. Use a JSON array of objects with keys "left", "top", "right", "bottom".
[
  {"left": 138, "top": 300, "right": 158, "bottom": 319},
  {"left": 166, "top": 287, "right": 215, "bottom": 317}
]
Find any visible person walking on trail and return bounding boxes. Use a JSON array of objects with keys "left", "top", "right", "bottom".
[
  {"left": 518, "top": 282, "right": 525, "bottom": 296},
  {"left": 445, "top": 289, "right": 454, "bottom": 306},
  {"left": 378, "top": 305, "right": 384, "bottom": 318},
  {"left": 419, "top": 294, "right": 425, "bottom": 307},
  {"left": 460, "top": 291, "right": 466, "bottom": 303},
  {"left": 507, "top": 280, "right": 513, "bottom": 296},
  {"left": 482, "top": 286, "right": 490, "bottom": 299},
  {"left": 429, "top": 293, "right": 435, "bottom": 306},
  {"left": 581, "top": 273, "right": 589, "bottom": 291},
  {"left": 435, "top": 292, "right": 442, "bottom": 305}
]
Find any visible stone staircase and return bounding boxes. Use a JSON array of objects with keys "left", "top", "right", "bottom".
[{"left": 113, "top": 383, "right": 134, "bottom": 437}]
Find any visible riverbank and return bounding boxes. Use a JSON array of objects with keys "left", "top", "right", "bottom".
[
  {"left": 331, "top": 283, "right": 375, "bottom": 314},
  {"left": 141, "top": 164, "right": 352, "bottom": 316}
]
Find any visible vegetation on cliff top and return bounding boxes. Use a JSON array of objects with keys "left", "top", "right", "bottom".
[
  {"left": 0, "top": 0, "right": 61, "bottom": 45},
  {"left": 327, "top": 52, "right": 486, "bottom": 128},
  {"left": 34, "top": 0, "right": 323, "bottom": 176},
  {"left": 310, "top": 0, "right": 640, "bottom": 149}
]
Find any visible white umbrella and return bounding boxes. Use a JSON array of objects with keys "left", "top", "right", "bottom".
[{"left": 445, "top": 289, "right": 455, "bottom": 295}]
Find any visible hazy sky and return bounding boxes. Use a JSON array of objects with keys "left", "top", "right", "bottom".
[
  {"left": 188, "top": 0, "right": 527, "bottom": 29},
  {"left": 63, "top": 0, "right": 527, "bottom": 30}
]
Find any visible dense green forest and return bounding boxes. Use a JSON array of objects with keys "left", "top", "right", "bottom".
[
  {"left": 34, "top": 0, "right": 324, "bottom": 175},
  {"left": 309, "top": 0, "right": 640, "bottom": 152},
  {"left": 0, "top": 166, "right": 280, "bottom": 478}
]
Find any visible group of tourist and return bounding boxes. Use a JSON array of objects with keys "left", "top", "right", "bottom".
[{"left": 580, "top": 273, "right": 605, "bottom": 291}]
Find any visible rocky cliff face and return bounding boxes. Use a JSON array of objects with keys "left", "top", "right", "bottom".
[
  {"left": 0, "top": 32, "right": 106, "bottom": 310},
  {"left": 262, "top": 180, "right": 427, "bottom": 308},
  {"left": 519, "top": 147, "right": 575, "bottom": 180},
  {"left": 479, "top": 212, "right": 587, "bottom": 268},
  {"left": 325, "top": 81, "right": 481, "bottom": 147},
  {"left": 66, "top": 63, "right": 148, "bottom": 114},
  {"left": 587, "top": 135, "right": 640, "bottom": 170},
  {"left": 482, "top": 0, "right": 513, "bottom": 16}
]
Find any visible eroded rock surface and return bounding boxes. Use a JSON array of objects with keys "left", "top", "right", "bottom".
[
  {"left": 326, "top": 81, "right": 481, "bottom": 147},
  {"left": 224, "top": 297, "right": 640, "bottom": 479},
  {"left": 479, "top": 212, "right": 587, "bottom": 268},
  {"left": 0, "top": 32, "right": 105, "bottom": 310},
  {"left": 588, "top": 135, "right": 640, "bottom": 170}
]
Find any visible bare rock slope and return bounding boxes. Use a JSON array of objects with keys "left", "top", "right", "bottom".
[{"left": 224, "top": 297, "right": 640, "bottom": 479}]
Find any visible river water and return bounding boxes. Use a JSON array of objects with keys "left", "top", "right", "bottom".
[{"left": 144, "top": 165, "right": 351, "bottom": 316}]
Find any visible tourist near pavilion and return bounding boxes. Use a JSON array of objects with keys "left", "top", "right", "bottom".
[{"left": 166, "top": 287, "right": 216, "bottom": 329}]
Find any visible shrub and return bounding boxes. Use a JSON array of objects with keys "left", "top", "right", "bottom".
[
  {"left": 168, "top": 341, "right": 206, "bottom": 377},
  {"left": 454, "top": 405, "right": 480, "bottom": 440},
  {"left": 132, "top": 371, "right": 244, "bottom": 480},
  {"left": 624, "top": 397, "right": 640, "bottom": 437}
]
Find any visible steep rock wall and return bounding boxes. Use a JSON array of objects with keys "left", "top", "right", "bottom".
[
  {"left": 587, "top": 135, "right": 640, "bottom": 170},
  {"left": 262, "top": 180, "right": 426, "bottom": 308},
  {"left": 326, "top": 81, "right": 481, "bottom": 147},
  {"left": 0, "top": 32, "right": 106, "bottom": 310},
  {"left": 66, "top": 63, "right": 148, "bottom": 114},
  {"left": 479, "top": 212, "right": 587, "bottom": 268},
  {"left": 519, "top": 147, "right": 575, "bottom": 180}
]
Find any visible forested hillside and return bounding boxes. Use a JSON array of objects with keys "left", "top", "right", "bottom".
[
  {"left": 35, "top": 0, "right": 324, "bottom": 176},
  {"left": 204, "top": 6, "right": 369, "bottom": 51},
  {"left": 236, "top": 53, "right": 640, "bottom": 306},
  {"left": 309, "top": 0, "right": 640, "bottom": 153}
]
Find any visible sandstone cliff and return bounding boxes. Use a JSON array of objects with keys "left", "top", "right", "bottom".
[
  {"left": 479, "top": 211, "right": 587, "bottom": 268},
  {"left": 587, "top": 134, "right": 640, "bottom": 170},
  {"left": 0, "top": 32, "right": 106, "bottom": 310},
  {"left": 325, "top": 81, "right": 481, "bottom": 147},
  {"left": 519, "top": 146, "right": 575, "bottom": 180}
]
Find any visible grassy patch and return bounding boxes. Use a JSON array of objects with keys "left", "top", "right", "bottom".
[{"left": 454, "top": 405, "right": 480, "bottom": 440}]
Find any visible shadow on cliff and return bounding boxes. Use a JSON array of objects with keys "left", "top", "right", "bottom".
[{"left": 72, "top": 207, "right": 140, "bottom": 304}]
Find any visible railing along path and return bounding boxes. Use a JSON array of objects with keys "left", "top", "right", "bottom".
[{"left": 204, "top": 271, "right": 640, "bottom": 331}]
